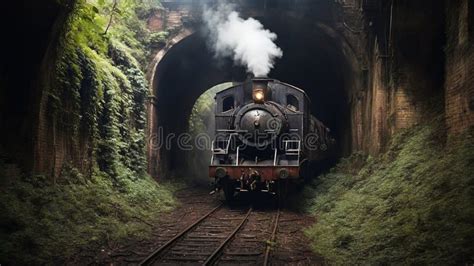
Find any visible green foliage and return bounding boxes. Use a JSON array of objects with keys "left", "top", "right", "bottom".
[
  {"left": 304, "top": 118, "right": 474, "bottom": 265},
  {"left": 96, "top": 0, "right": 163, "bottom": 65},
  {"left": 148, "top": 31, "right": 169, "bottom": 49},
  {"left": 0, "top": 168, "right": 177, "bottom": 264},
  {"left": 47, "top": 0, "right": 156, "bottom": 177}
]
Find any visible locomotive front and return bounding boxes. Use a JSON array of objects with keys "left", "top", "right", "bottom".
[{"left": 209, "top": 78, "right": 333, "bottom": 201}]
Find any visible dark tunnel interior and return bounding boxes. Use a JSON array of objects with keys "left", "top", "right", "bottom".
[
  {"left": 153, "top": 15, "right": 353, "bottom": 176},
  {"left": 0, "top": 1, "right": 62, "bottom": 168}
]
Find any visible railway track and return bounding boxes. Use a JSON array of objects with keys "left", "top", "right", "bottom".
[
  {"left": 139, "top": 203, "right": 281, "bottom": 266},
  {"left": 264, "top": 208, "right": 280, "bottom": 266}
]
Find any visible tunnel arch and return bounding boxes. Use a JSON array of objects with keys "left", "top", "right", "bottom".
[{"left": 147, "top": 13, "right": 361, "bottom": 179}]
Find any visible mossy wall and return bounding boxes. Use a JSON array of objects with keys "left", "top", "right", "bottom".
[{"left": 34, "top": 0, "right": 158, "bottom": 179}]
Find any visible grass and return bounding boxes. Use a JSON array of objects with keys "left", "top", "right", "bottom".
[
  {"left": 303, "top": 117, "right": 474, "bottom": 265},
  {"left": 0, "top": 167, "right": 179, "bottom": 264}
]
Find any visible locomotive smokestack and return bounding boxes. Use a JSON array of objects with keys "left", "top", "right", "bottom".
[
  {"left": 246, "top": 73, "right": 255, "bottom": 81},
  {"left": 252, "top": 79, "right": 268, "bottom": 89}
]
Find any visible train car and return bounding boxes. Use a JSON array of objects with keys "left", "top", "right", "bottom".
[{"left": 209, "top": 78, "right": 335, "bottom": 201}]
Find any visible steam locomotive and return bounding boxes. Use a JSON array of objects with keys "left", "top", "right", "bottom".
[{"left": 209, "top": 78, "right": 335, "bottom": 201}]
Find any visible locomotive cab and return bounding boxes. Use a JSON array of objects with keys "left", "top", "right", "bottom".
[{"left": 209, "top": 78, "right": 334, "bottom": 201}]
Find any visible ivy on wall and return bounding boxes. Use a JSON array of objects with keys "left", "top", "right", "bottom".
[{"left": 48, "top": 0, "right": 156, "bottom": 179}]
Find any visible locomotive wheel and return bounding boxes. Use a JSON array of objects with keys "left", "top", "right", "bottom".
[{"left": 223, "top": 178, "right": 235, "bottom": 202}]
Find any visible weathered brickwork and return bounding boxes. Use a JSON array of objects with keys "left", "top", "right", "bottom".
[
  {"left": 391, "top": 87, "right": 419, "bottom": 130},
  {"left": 33, "top": 9, "right": 94, "bottom": 178},
  {"left": 147, "top": 9, "right": 166, "bottom": 31},
  {"left": 445, "top": 50, "right": 474, "bottom": 134},
  {"left": 366, "top": 43, "right": 388, "bottom": 155},
  {"left": 445, "top": 0, "right": 474, "bottom": 135}
]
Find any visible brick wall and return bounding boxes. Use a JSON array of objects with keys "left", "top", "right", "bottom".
[
  {"left": 367, "top": 41, "right": 388, "bottom": 154},
  {"left": 348, "top": 0, "right": 448, "bottom": 155},
  {"left": 33, "top": 6, "right": 92, "bottom": 178},
  {"left": 445, "top": 0, "right": 474, "bottom": 135},
  {"left": 147, "top": 9, "right": 166, "bottom": 32}
]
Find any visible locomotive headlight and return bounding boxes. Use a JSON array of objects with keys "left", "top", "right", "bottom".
[{"left": 253, "top": 90, "right": 265, "bottom": 103}]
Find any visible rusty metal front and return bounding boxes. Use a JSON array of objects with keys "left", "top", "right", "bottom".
[{"left": 209, "top": 166, "right": 300, "bottom": 181}]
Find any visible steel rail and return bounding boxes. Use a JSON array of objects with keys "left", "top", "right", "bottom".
[
  {"left": 263, "top": 208, "right": 281, "bottom": 266},
  {"left": 203, "top": 207, "right": 253, "bottom": 266},
  {"left": 139, "top": 203, "right": 224, "bottom": 266}
]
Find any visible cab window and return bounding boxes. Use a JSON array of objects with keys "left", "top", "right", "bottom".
[
  {"left": 223, "top": 96, "right": 234, "bottom": 112},
  {"left": 287, "top": 94, "right": 299, "bottom": 111}
]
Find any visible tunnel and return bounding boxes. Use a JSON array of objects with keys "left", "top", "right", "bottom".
[
  {"left": 0, "top": 0, "right": 64, "bottom": 170},
  {"left": 150, "top": 10, "right": 356, "bottom": 179}
]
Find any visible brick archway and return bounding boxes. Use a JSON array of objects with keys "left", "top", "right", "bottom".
[{"left": 145, "top": 8, "right": 361, "bottom": 179}]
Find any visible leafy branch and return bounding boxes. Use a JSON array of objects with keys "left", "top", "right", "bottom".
[{"left": 104, "top": 0, "right": 119, "bottom": 35}]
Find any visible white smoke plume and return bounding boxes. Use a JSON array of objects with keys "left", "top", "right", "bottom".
[{"left": 203, "top": 3, "right": 283, "bottom": 77}]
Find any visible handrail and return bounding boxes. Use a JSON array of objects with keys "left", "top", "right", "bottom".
[
  {"left": 212, "top": 133, "right": 237, "bottom": 155},
  {"left": 284, "top": 140, "right": 301, "bottom": 165},
  {"left": 236, "top": 146, "right": 240, "bottom": 166},
  {"left": 273, "top": 148, "right": 278, "bottom": 166}
]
